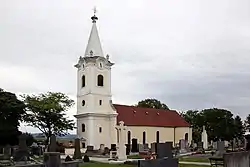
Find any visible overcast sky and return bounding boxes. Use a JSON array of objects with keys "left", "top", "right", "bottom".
[{"left": 1, "top": 0, "right": 250, "bottom": 133}]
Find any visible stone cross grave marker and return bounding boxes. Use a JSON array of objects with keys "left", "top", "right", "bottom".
[
  {"left": 73, "top": 138, "right": 82, "bottom": 159},
  {"left": 115, "top": 121, "right": 127, "bottom": 160}
]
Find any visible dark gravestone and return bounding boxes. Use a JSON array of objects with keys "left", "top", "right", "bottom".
[
  {"left": 139, "top": 158, "right": 178, "bottom": 167},
  {"left": 73, "top": 138, "right": 82, "bottom": 159},
  {"left": 2, "top": 145, "right": 11, "bottom": 160},
  {"left": 216, "top": 141, "right": 225, "bottom": 156},
  {"left": 131, "top": 138, "right": 138, "bottom": 152},
  {"left": 13, "top": 134, "right": 29, "bottom": 161},
  {"left": 125, "top": 144, "right": 130, "bottom": 155},
  {"left": 197, "top": 142, "right": 203, "bottom": 151},
  {"left": 44, "top": 135, "right": 61, "bottom": 167},
  {"left": 48, "top": 135, "right": 57, "bottom": 152},
  {"left": 110, "top": 144, "right": 116, "bottom": 151},
  {"left": 155, "top": 142, "right": 173, "bottom": 159},
  {"left": 86, "top": 145, "right": 94, "bottom": 151},
  {"left": 151, "top": 143, "right": 157, "bottom": 153}
]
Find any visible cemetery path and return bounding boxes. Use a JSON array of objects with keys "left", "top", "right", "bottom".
[{"left": 179, "top": 161, "right": 210, "bottom": 166}]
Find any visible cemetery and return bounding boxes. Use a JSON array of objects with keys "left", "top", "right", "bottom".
[{"left": 1, "top": 125, "right": 250, "bottom": 167}]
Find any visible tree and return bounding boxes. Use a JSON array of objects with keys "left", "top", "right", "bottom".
[
  {"left": 244, "top": 114, "right": 250, "bottom": 131},
  {"left": 182, "top": 108, "right": 238, "bottom": 142},
  {"left": 233, "top": 115, "right": 244, "bottom": 140},
  {"left": 22, "top": 92, "right": 75, "bottom": 143},
  {"left": 201, "top": 108, "right": 235, "bottom": 141},
  {"left": 181, "top": 110, "right": 204, "bottom": 143},
  {"left": 136, "top": 98, "right": 169, "bottom": 110},
  {"left": 0, "top": 88, "right": 26, "bottom": 146}
]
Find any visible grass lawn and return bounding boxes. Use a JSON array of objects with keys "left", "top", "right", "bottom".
[
  {"left": 80, "top": 162, "right": 208, "bottom": 167},
  {"left": 178, "top": 156, "right": 210, "bottom": 163}
]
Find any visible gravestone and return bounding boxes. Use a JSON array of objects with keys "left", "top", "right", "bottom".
[
  {"left": 131, "top": 138, "right": 138, "bottom": 152},
  {"left": 143, "top": 144, "right": 149, "bottom": 150},
  {"left": 201, "top": 126, "right": 208, "bottom": 149},
  {"left": 216, "top": 141, "right": 225, "bottom": 156},
  {"left": 13, "top": 134, "right": 29, "bottom": 161},
  {"left": 157, "top": 142, "right": 173, "bottom": 159},
  {"left": 151, "top": 143, "right": 157, "bottom": 153},
  {"left": 99, "top": 144, "right": 105, "bottom": 153},
  {"left": 179, "top": 139, "right": 187, "bottom": 153},
  {"left": 44, "top": 134, "right": 61, "bottom": 167},
  {"left": 197, "top": 142, "right": 203, "bottom": 151},
  {"left": 2, "top": 145, "right": 11, "bottom": 160},
  {"left": 115, "top": 121, "right": 127, "bottom": 160},
  {"left": 73, "top": 138, "right": 82, "bottom": 159},
  {"left": 48, "top": 135, "right": 57, "bottom": 152},
  {"left": 138, "top": 144, "right": 144, "bottom": 152},
  {"left": 87, "top": 145, "right": 94, "bottom": 151},
  {"left": 110, "top": 144, "right": 116, "bottom": 151},
  {"left": 213, "top": 141, "right": 218, "bottom": 150},
  {"left": 125, "top": 144, "right": 130, "bottom": 155}
]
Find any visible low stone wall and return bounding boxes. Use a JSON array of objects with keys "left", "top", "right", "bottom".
[
  {"left": 15, "top": 164, "right": 43, "bottom": 167},
  {"left": 223, "top": 151, "right": 250, "bottom": 167}
]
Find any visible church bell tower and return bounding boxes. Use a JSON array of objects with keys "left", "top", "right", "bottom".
[{"left": 74, "top": 9, "right": 117, "bottom": 149}]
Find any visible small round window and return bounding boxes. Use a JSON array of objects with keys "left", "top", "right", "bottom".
[{"left": 82, "top": 100, "right": 85, "bottom": 106}]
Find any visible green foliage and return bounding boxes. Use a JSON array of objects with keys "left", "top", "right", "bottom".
[
  {"left": 234, "top": 115, "right": 245, "bottom": 140},
  {"left": 0, "top": 88, "right": 26, "bottom": 130},
  {"left": 0, "top": 88, "right": 26, "bottom": 146},
  {"left": 181, "top": 108, "right": 244, "bottom": 142},
  {"left": 244, "top": 114, "right": 250, "bottom": 131},
  {"left": 136, "top": 98, "right": 169, "bottom": 110},
  {"left": 22, "top": 92, "right": 75, "bottom": 141}
]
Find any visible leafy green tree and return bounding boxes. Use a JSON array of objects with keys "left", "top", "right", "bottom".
[
  {"left": 181, "top": 110, "right": 204, "bottom": 143},
  {"left": 244, "top": 114, "right": 250, "bottom": 131},
  {"left": 0, "top": 88, "right": 26, "bottom": 146},
  {"left": 22, "top": 92, "right": 75, "bottom": 143},
  {"left": 137, "top": 98, "right": 169, "bottom": 110},
  {"left": 201, "top": 108, "right": 235, "bottom": 141},
  {"left": 233, "top": 115, "right": 245, "bottom": 140},
  {"left": 182, "top": 108, "right": 238, "bottom": 142}
]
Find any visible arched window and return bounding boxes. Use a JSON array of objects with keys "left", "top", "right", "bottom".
[
  {"left": 82, "top": 124, "right": 85, "bottom": 132},
  {"left": 82, "top": 75, "right": 85, "bottom": 87},
  {"left": 97, "top": 75, "right": 104, "bottom": 86},
  {"left": 143, "top": 131, "right": 146, "bottom": 144},
  {"left": 99, "top": 127, "right": 102, "bottom": 133},
  {"left": 156, "top": 131, "right": 160, "bottom": 143},
  {"left": 185, "top": 133, "right": 188, "bottom": 141},
  {"left": 127, "top": 131, "right": 131, "bottom": 144}
]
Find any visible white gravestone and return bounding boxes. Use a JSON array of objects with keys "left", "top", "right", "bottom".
[
  {"left": 201, "top": 126, "right": 208, "bottom": 150},
  {"left": 115, "top": 121, "right": 127, "bottom": 160}
]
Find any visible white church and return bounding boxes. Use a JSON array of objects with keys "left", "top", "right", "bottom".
[{"left": 74, "top": 12, "right": 192, "bottom": 149}]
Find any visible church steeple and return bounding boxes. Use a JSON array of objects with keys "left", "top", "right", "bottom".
[{"left": 84, "top": 8, "right": 104, "bottom": 57}]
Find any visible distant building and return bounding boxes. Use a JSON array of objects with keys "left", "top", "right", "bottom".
[{"left": 74, "top": 12, "right": 192, "bottom": 149}]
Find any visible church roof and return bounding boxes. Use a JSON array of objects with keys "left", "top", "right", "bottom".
[{"left": 114, "top": 104, "right": 190, "bottom": 127}]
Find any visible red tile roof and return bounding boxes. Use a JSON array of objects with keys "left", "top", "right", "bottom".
[{"left": 113, "top": 104, "right": 190, "bottom": 127}]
